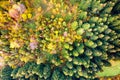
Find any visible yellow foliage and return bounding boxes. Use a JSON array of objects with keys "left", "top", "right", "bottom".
[
  {"left": 21, "top": 13, "right": 27, "bottom": 21},
  {"left": 37, "top": 7, "right": 42, "bottom": 12},
  {"left": 27, "top": 13, "right": 32, "bottom": 19},
  {"left": 36, "top": 57, "right": 46, "bottom": 64},
  {"left": 10, "top": 41, "right": 20, "bottom": 48},
  {"left": 8, "top": 62, "right": 16, "bottom": 68},
  {"left": 20, "top": 56, "right": 30, "bottom": 63},
  {"left": 47, "top": 43, "right": 55, "bottom": 50},
  {"left": 0, "top": 1, "right": 10, "bottom": 11},
  {"left": 0, "top": 0, "right": 83, "bottom": 65}
]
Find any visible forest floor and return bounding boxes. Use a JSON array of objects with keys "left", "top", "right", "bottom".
[{"left": 98, "top": 60, "right": 120, "bottom": 80}]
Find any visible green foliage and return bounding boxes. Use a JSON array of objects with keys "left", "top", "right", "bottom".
[
  {"left": 112, "top": 1, "right": 120, "bottom": 14},
  {"left": 0, "top": 66, "right": 13, "bottom": 80},
  {"left": 0, "top": 0, "right": 120, "bottom": 80},
  {"left": 71, "top": 21, "right": 78, "bottom": 30},
  {"left": 51, "top": 69, "right": 64, "bottom": 80}
]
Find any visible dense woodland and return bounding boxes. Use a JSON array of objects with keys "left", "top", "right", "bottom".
[{"left": 0, "top": 0, "right": 120, "bottom": 80}]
